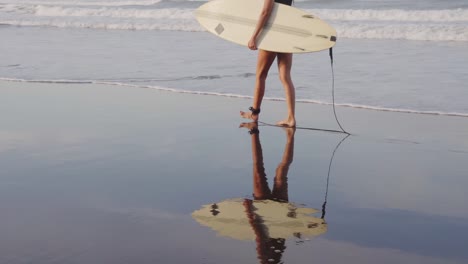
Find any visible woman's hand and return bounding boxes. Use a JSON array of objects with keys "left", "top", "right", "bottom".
[
  {"left": 248, "top": 0, "right": 274, "bottom": 51},
  {"left": 248, "top": 37, "right": 258, "bottom": 50}
]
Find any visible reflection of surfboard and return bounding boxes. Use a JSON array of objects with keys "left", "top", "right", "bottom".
[
  {"left": 195, "top": 0, "right": 337, "bottom": 53},
  {"left": 192, "top": 198, "right": 327, "bottom": 240}
]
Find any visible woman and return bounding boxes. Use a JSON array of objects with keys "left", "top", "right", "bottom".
[{"left": 240, "top": 0, "right": 296, "bottom": 128}]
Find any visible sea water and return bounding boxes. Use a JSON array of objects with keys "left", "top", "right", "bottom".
[{"left": 1, "top": 0, "right": 467, "bottom": 116}]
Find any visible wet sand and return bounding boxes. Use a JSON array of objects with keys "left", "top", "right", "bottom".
[{"left": 1, "top": 80, "right": 467, "bottom": 264}]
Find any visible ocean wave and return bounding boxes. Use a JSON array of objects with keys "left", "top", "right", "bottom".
[
  {"left": 0, "top": 4, "right": 194, "bottom": 19},
  {"left": 2, "top": 18, "right": 466, "bottom": 41},
  {"left": 334, "top": 22, "right": 468, "bottom": 42},
  {"left": 110, "top": 73, "right": 255, "bottom": 82},
  {"left": 0, "top": 19, "right": 204, "bottom": 31},
  {"left": 2, "top": 77, "right": 467, "bottom": 118},
  {"left": 5, "top": 4, "right": 467, "bottom": 22},
  {"left": 0, "top": 77, "right": 94, "bottom": 84},
  {"left": 33, "top": 6, "right": 195, "bottom": 19},
  {"left": 310, "top": 8, "right": 468, "bottom": 22},
  {"left": 2, "top": 3, "right": 468, "bottom": 41},
  {"left": 0, "top": 0, "right": 163, "bottom": 7}
]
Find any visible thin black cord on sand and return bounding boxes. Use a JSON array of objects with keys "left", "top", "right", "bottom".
[
  {"left": 258, "top": 122, "right": 344, "bottom": 134},
  {"left": 329, "top": 48, "right": 349, "bottom": 134},
  {"left": 321, "top": 133, "right": 350, "bottom": 220}
]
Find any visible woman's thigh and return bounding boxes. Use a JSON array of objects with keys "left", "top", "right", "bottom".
[
  {"left": 256, "top": 50, "right": 277, "bottom": 77},
  {"left": 277, "top": 53, "right": 293, "bottom": 74}
]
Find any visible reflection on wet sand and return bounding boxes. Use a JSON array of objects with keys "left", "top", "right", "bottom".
[{"left": 192, "top": 123, "right": 330, "bottom": 264}]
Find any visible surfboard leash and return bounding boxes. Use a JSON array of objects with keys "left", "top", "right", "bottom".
[
  {"left": 321, "top": 133, "right": 350, "bottom": 220},
  {"left": 329, "top": 48, "right": 349, "bottom": 135}
]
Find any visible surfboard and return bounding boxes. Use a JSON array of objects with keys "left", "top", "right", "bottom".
[{"left": 194, "top": 0, "right": 337, "bottom": 53}]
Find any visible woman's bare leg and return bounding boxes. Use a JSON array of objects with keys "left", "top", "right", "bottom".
[
  {"left": 276, "top": 53, "right": 296, "bottom": 127},
  {"left": 240, "top": 50, "right": 277, "bottom": 121}
]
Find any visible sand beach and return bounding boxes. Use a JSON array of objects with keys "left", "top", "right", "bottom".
[{"left": 1, "top": 80, "right": 467, "bottom": 263}]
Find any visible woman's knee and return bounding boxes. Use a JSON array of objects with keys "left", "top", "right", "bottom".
[
  {"left": 277, "top": 54, "right": 293, "bottom": 83},
  {"left": 278, "top": 71, "right": 291, "bottom": 84},
  {"left": 256, "top": 68, "right": 269, "bottom": 81}
]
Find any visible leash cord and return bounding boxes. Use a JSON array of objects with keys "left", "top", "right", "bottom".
[{"left": 329, "top": 48, "right": 349, "bottom": 134}]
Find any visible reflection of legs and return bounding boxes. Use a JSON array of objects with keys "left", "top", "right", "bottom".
[
  {"left": 250, "top": 124, "right": 271, "bottom": 200},
  {"left": 272, "top": 128, "right": 295, "bottom": 202},
  {"left": 276, "top": 53, "right": 296, "bottom": 127},
  {"left": 240, "top": 50, "right": 277, "bottom": 121},
  {"left": 241, "top": 124, "right": 290, "bottom": 264}
]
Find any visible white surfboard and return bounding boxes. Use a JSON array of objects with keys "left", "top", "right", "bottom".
[{"left": 195, "top": 0, "right": 337, "bottom": 53}]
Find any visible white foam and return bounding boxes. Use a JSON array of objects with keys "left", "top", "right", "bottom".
[
  {"left": 0, "top": 77, "right": 94, "bottom": 84},
  {"left": 334, "top": 22, "right": 468, "bottom": 42},
  {"left": 0, "top": 0, "right": 162, "bottom": 7},
  {"left": 309, "top": 8, "right": 468, "bottom": 22},
  {"left": 33, "top": 6, "right": 195, "bottom": 19},
  {"left": 2, "top": 18, "right": 466, "bottom": 41},
  {"left": 9, "top": 5, "right": 468, "bottom": 23},
  {"left": 2, "top": 77, "right": 467, "bottom": 118},
  {"left": 2, "top": 3, "right": 468, "bottom": 41},
  {"left": 0, "top": 19, "right": 204, "bottom": 31}
]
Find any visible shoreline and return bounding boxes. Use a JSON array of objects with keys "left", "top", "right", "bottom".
[{"left": 1, "top": 80, "right": 467, "bottom": 150}]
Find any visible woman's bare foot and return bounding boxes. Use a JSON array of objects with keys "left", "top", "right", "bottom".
[
  {"left": 276, "top": 118, "right": 296, "bottom": 128},
  {"left": 240, "top": 111, "right": 259, "bottom": 122}
]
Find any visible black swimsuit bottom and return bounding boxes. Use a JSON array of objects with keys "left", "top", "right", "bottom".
[{"left": 274, "top": 0, "right": 293, "bottom": 6}]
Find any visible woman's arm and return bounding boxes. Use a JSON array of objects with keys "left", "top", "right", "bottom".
[{"left": 248, "top": 0, "right": 275, "bottom": 50}]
